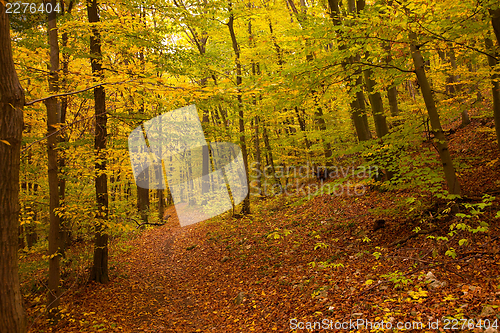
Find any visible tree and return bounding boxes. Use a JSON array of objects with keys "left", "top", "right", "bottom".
[
  {"left": 58, "top": 0, "right": 75, "bottom": 254},
  {"left": 328, "top": 0, "right": 371, "bottom": 142},
  {"left": 45, "top": 0, "right": 62, "bottom": 315},
  {"left": 87, "top": 0, "right": 109, "bottom": 283},
  {"left": 357, "top": 0, "right": 389, "bottom": 139},
  {"left": 227, "top": 3, "right": 251, "bottom": 215},
  {"left": 409, "top": 31, "right": 461, "bottom": 195},
  {"left": 488, "top": 6, "right": 500, "bottom": 151},
  {"left": 0, "top": 4, "right": 27, "bottom": 333},
  {"left": 485, "top": 36, "right": 500, "bottom": 151},
  {"left": 490, "top": 7, "right": 500, "bottom": 47}
]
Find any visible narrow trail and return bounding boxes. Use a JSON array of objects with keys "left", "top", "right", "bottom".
[
  {"left": 27, "top": 118, "right": 500, "bottom": 332},
  {"left": 115, "top": 206, "right": 205, "bottom": 332},
  {"left": 50, "top": 206, "right": 205, "bottom": 332}
]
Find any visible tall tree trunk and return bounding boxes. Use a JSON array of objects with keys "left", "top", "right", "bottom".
[
  {"left": 58, "top": 0, "right": 75, "bottom": 254},
  {"left": 410, "top": 32, "right": 461, "bottom": 195},
  {"left": 364, "top": 69, "right": 389, "bottom": 138},
  {"left": 351, "top": 74, "right": 372, "bottom": 141},
  {"left": 247, "top": 19, "right": 263, "bottom": 195},
  {"left": 228, "top": 5, "right": 250, "bottom": 214},
  {"left": 485, "top": 37, "right": 500, "bottom": 151},
  {"left": 314, "top": 105, "right": 333, "bottom": 162},
  {"left": 158, "top": 189, "right": 165, "bottom": 220},
  {"left": 262, "top": 124, "right": 278, "bottom": 184},
  {"left": 87, "top": 0, "right": 109, "bottom": 284},
  {"left": 137, "top": 123, "right": 149, "bottom": 224},
  {"left": 252, "top": 116, "right": 263, "bottom": 196},
  {"left": 387, "top": 86, "right": 400, "bottom": 117},
  {"left": 137, "top": 181, "right": 150, "bottom": 224},
  {"left": 294, "top": 107, "right": 311, "bottom": 150},
  {"left": 490, "top": 7, "right": 500, "bottom": 47},
  {"left": 137, "top": 40, "right": 150, "bottom": 224},
  {"left": 0, "top": 5, "right": 27, "bottom": 333},
  {"left": 44, "top": 0, "right": 62, "bottom": 315},
  {"left": 382, "top": 1, "right": 399, "bottom": 118},
  {"left": 328, "top": 0, "right": 371, "bottom": 142}
]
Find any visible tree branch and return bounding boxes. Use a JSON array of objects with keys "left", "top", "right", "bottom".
[{"left": 25, "top": 80, "right": 136, "bottom": 106}]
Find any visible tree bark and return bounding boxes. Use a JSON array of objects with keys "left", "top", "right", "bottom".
[
  {"left": 0, "top": 5, "right": 27, "bottom": 333},
  {"left": 328, "top": 0, "right": 371, "bottom": 142},
  {"left": 137, "top": 186, "right": 150, "bottom": 224},
  {"left": 351, "top": 74, "right": 372, "bottom": 141},
  {"left": 228, "top": 5, "right": 250, "bottom": 214},
  {"left": 262, "top": 124, "right": 278, "bottom": 184},
  {"left": 58, "top": 0, "right": 75, "bottom": 254},
  {"left": 364, "top": 68, "right": 389, "bottom": 138},
  {"left": 87, "top": 0, "right": 109, "bottom": 284},
  {"left": 294, "top": 107, "right": 311, "bottom": 150},
  {"left": 252, "top": 116, "right": 263, "bottom": 196},
  {"left": 248, "top": 20, "right": 263, "bottom": 196},
  {"left": 485, "top": 37, "right": 500, "bottom": 151},
  {"left": 410, "top": 32, "right": 461, "bottom": 195},
  {"left": 490, "top": 7, "right": 500, "bottom": 48},
  {"left": 387, "top": 86, "right": 399, "bottom": 117},
  {"left": 44, "top": 0, "right": 62, "bottom": 315}
]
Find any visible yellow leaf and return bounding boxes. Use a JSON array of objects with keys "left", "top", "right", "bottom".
[{"left": 0, "top": 140, "right": 11, "bottom": 146}]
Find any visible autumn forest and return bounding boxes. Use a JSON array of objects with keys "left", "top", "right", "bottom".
[{"left": 1, "top": 0, "right": 500, "bottom": 332}]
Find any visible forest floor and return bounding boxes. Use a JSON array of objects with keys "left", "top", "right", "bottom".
[{"left": 24, "top": 116, "right": 500, "bottom": 332}]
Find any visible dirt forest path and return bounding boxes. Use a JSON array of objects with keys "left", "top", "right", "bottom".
[
  {"left": 45, "top": 203, "right": 286, "bottom": 333},
  {"left": 28, "top": 119, "right": 500, "bottom": 332},
  {"left": 71, "top": 206, "right": 210, "bottom": 332}
]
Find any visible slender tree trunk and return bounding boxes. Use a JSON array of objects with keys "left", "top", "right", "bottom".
[
  {"left": 158, "top": 189, "right": 165, "bottom": 221},
  {"left": 410, "top": 32, "right": 461, "bottom": 195},
  {"left": 45, "top": 0, "right": 62, "bottom": 315},
  {"left": 363, "top": 67, "right": 394, "bottom": 180},
  {"left": 252, "top": 116, "right": 263, "bottom": 196},
  {"left": 351, "top": 74, "right": 372, "bottom": 141},
  {"left": 57, "top": 0, "right": 74, "bottom": 258},
  {"left": 0, "top": 5, "right": 27, "bottom": 333},
  {"left": 385, "top": 45, "right": 400, "bottom": 117},
  {"left": 137, "top": 124, "right": 149, "bottom": 224},
  {"left": 490, "top": 8, "right": 500, "bottom": 47},
  {"left": 87, "top": 0, "right": 109, "bottom": 284},
  {"left": 381, "top": 1, "right": 399, "bottom": 118},
  {"left": 294, "top": 107, "right": 311, "bottom": 149},
  {"left": 201, "top": 109, "right": 211, "bottom": 196},
  {"left": 228, "top": 5, "right": 250, "bottom": 214},
  {"left": 387, "top": 86, "right": 399, "bottom": 117},
  {"left": 248, "top": 20, "right": 263, "bottom": 196},
  {"left": 313, "top": 105, "right": 333, "bottom": 162},
  {"left": 485, "top": 37, "right": 500, "bottom": 151},
  {"left": 328, "top": 0, "right": 371, "bottom": 142},
  {"left": 262, "top": 124, "right": 278, "bottom": 184},
  {"left": 137, "top": 41, "right": 150, "bottom": 224},
  {"left": 137, "top": 185, "right": 150, "bottom": 224},
  {"left": 364, "top": 69, "right": 389, "bottom": 138}
]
